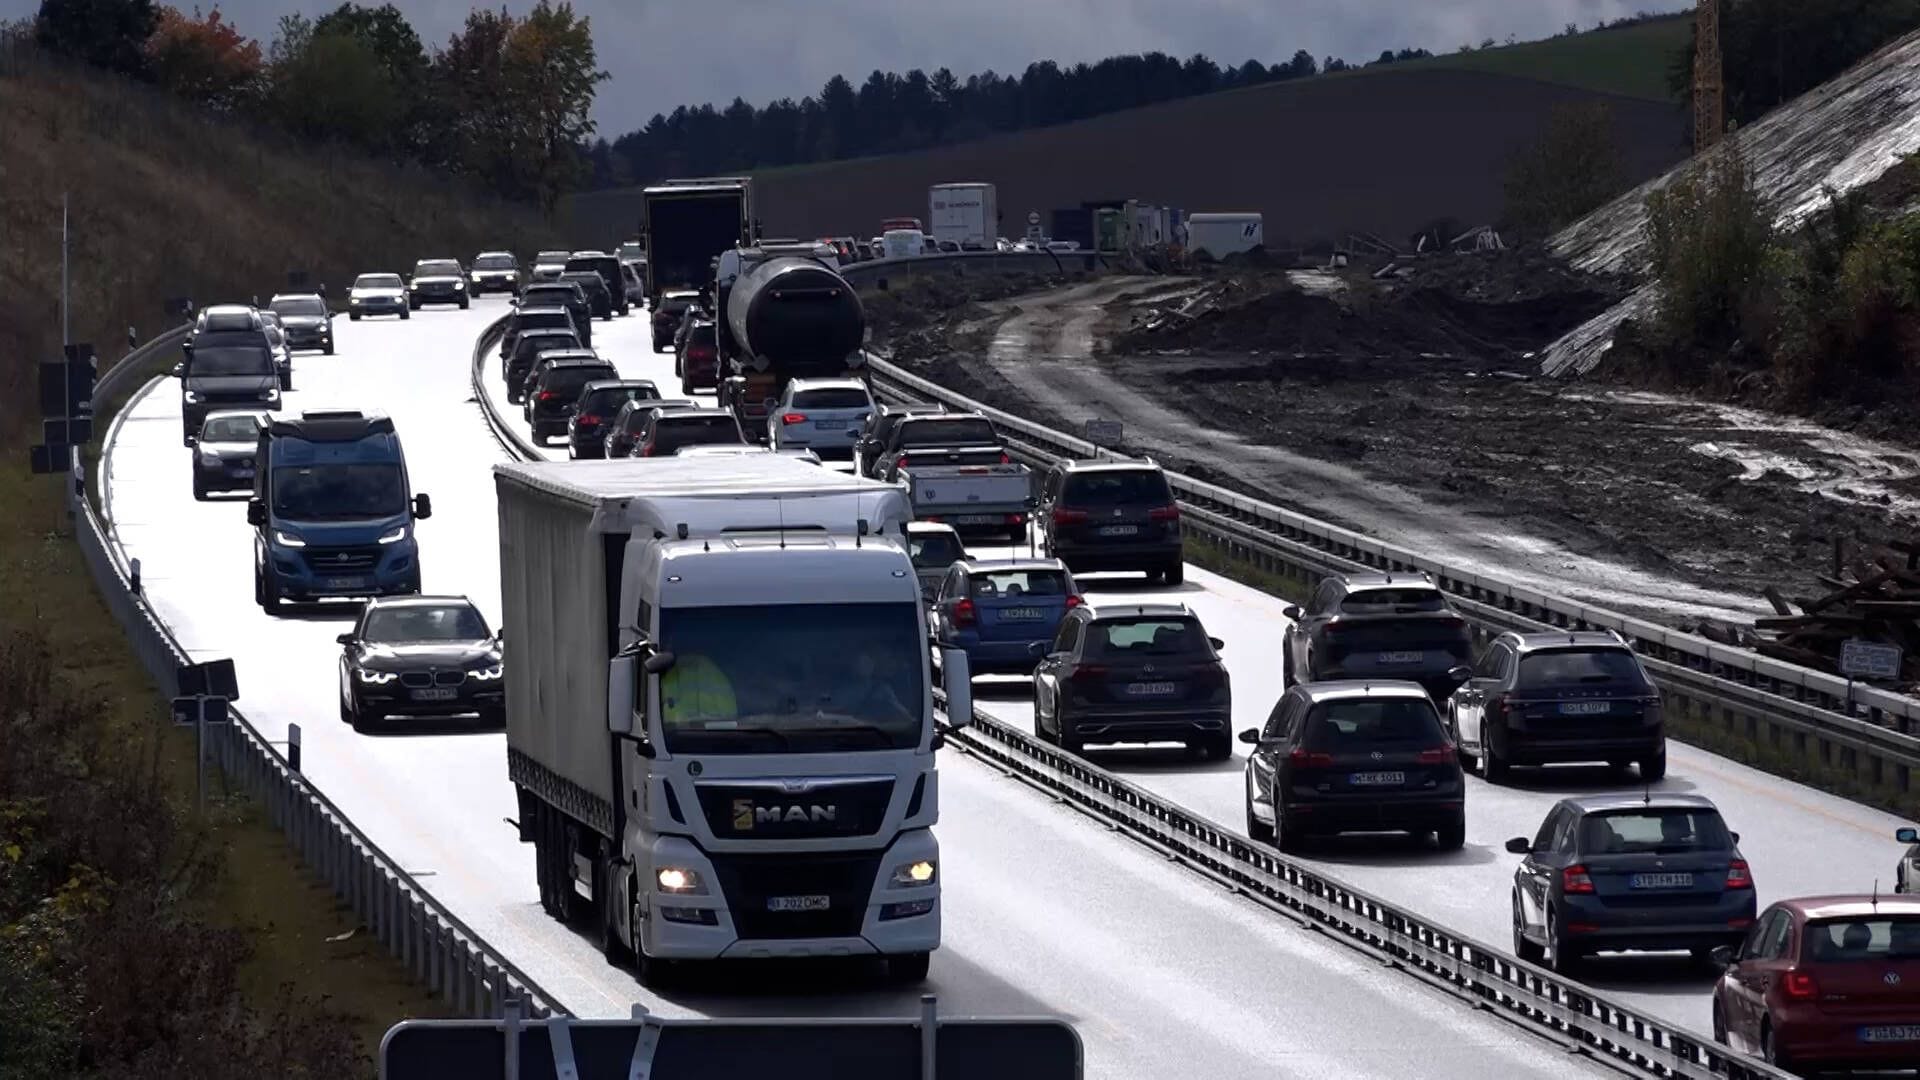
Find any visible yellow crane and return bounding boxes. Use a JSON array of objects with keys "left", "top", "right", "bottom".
[{"left": 1693, "top": 0, "right": 1725, "bottom": 153}]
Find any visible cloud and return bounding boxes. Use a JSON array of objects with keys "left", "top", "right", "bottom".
[{"left": 0, "top": 0, "right": 1684, "bottom": 133}]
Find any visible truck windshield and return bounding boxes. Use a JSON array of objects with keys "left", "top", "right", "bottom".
[
  {"left": 188, "top": 347, "right": 273, "bottom": 376},
  {"left": 655, "top": 602, "right": 925, "bottom": 754},
  {"left": 272, "top": 463, "right": 406, "bottom": 520}
]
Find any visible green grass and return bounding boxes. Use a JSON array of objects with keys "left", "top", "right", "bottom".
[{"left": 1418, "top": 16, "right": 1691, "bottom": 102}]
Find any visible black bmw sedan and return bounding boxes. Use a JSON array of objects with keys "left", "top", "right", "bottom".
[{"left": 337, "top": 596, "right": 504, "bottom": 729}]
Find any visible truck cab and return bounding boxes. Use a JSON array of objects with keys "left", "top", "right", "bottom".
[{"left": 248, "top": 410, "right": 431, "bottom": 615}]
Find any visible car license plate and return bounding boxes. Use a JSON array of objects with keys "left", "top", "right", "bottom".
[
  {"left": 1348, "top": 771, "right": 1406, "bottom": 786},
  {"left": 956, "top": 514, "right": 999, "bottom": 525},
  {"left": 1125, "top": 681, "right": 1177, "bottom": 696},
  {"left": 232, "top": 467, "right": 254, "bottom": 478},
  {"left": 1629, "top": 872, "right": 1694, "bottom": 889},
  {"left": 1378, "top": 651, "right": 1424, "bottom": 664},
  {"left": 767, "top": 894, "right": 830, "bottom": 912},
  {"left": 814, "top": 420, "right": 846, "bottom": 430},
  {"left": 410, "top": 687, "right": 457, "bottom": 702},
  {"left": 1559, "top": 701, "right": 1611, "bottom": 715},
  {"left": 1002, "top": 607, "right": 1045, "bottom": 621},
  {"left": 323, "top": 577, "right": 368, "bottom": 591},
  {"left": 1098, "top": 525, "right": 1139, "bottom": 537},
  {"left": 1861, "top": 1025, "right": 1920, "bottom": 1042}
]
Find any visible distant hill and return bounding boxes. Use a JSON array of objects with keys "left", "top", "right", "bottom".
[{"left": 562, "top": 17, "right": 1690, "bottom": 248}]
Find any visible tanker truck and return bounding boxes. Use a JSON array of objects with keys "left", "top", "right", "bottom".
[{"left": 714, "top": 242, "right": 867, "bottom": 439}]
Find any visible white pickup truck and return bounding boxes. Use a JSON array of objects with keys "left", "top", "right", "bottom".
[{"left": 898, "top": 462, "right": 1034, "bottom": 544}]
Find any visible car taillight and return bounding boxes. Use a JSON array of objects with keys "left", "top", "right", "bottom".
[
  {"left": 1052, "top": 508, "right": 1089, "bottom": 525},
  {"left": 1148, "top": 504, "right": 1181, "bottom": 522},
  {"left": 952, "top": 599, "right": 975, "bottom": 627},
  {"left": 1065, "top": 594, "right": 1084, "bottom": 608},
  {"left": 1416, "top": 745, "right": 1455, "bottom": 764},
  {"left": 538, "top": 391, "right": 555, "bottom": 400},
  {"left": 1782, "top": 970, "right": 1819, "bottom": 1000},
  {"left": 1000, "top": 451, "right": 1011, "bottom": 464},
  {"left": 577, "top": 414, "right": 600, "bottom": 426},
  {"left": 1069, "top": 664, "right": 1109, "bottom": 683},
  {"left": 782, "top": 413, "right": 807, "bottom": 424},
  {"left": 1726, "top": 859, "right": 1753, "bottom": 890},
  {"left": 638, "top": 443, "right": 654, "bottom": 457},
  {"left": 1288, "top": 749, "right": 1334, "bottom": 768},
  {"left": 1562, "top": 865, "right": 1595, "bottom": 894},
  {"left": 896, "top": 454, "right": 909, "bottom": 470}
]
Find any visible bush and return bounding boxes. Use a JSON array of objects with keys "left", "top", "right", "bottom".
[
  {"left": 1642, "top": 138, "right": 1778, "bottom": 372},
  {"left": 1503, "top": 102, "right": 1627, "bottom": 237}
]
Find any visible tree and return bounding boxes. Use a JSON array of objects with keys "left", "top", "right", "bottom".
[
  {"left": 312, "top": 3, "right": 427, "bottom": 97},
  {"left": 1671, "top": 0, "right": 1920, "bottom": 125},
  {"left": 33, "top": 0, "right": 157, "bottom": 77},
  {"left": 501, "top": 0, "right": 607, "bottom": 208},
  {"left": 266, "top": 23, "right": 396, "bottom": 148},
  {"left": 144, "top": 6, "right": 263, "bottom": 112},
  {"left": 1503, "top": 101, "right": 1626, "bottom": 235}
]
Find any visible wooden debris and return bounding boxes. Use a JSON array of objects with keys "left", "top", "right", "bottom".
[{"left": 1748, "top": 542, "right": 1920, "bottom": 689}]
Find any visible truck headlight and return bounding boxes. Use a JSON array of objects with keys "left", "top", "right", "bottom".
[
  {"left": 377, "top": 525, "right": 408, "bottom": 545},
  {"left": 890, "top": 859, "right": 936, "bottom": 886},
  {"left": 272, "top": 529, "right": 306, "bottom": 548},
  {"left": 655, "top": 866, "right": 704, "bottom": 894},
  {"left": 356, "top": 669, "right": 396, "bottom": 684}
]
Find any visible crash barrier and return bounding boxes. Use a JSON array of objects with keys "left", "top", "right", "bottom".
[
  {"left": 864, "top": 356, "right": 1920, "bottom": 803},
  {"left": 380, "top": 994, "right": 1081, "bottom": 1080},
  {"left": 469, "top": 325, "right": 1790, "bottom": 1079},
  {"left": 75, "top": 327, "right": 566, "bottom": 1019},
  {"left": 838, "top": 250, "right": 1101, "bottom": 291}
]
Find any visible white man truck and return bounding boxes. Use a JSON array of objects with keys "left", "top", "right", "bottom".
[{"left": 497, "top": 454, "right": 973, "bottom": 984}]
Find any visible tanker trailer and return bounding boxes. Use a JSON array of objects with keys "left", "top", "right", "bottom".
[{"left": 714, "top": 245, "right": 867, "bottom": 439}]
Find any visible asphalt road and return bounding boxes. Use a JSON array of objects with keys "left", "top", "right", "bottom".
[{"left": 101, "top": 296, "right": 1622, "bottom": 1080}]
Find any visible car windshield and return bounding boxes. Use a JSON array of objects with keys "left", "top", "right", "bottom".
[
  {"left": 794, "top": 387, "right": 872, "bottom": 410},
  {"left": 1303, "top": 699, "right": 1446, "bottom": 751},
  {"left": 515, "top": 334, "right": 578, "bottom": 359},
  {"left": 537, "top": 250, "right": 571, "bottom": 262},
  {"left": 654, "top": 416, "right": 743, "bottom": 452},
  {"left": 1579, "top": 809, "right": 1733, "bottom": 854},
  {"left": 582, "top": 386, "right": 657, "bottom": 413},
  {"left": 899, "top": 418, "right": 996, "bottom": 446},
  {"left": 415, "top": 261, "right": 461, "bottom": 276},
  {"left": 565, "top": 257, "right": 611, "bottom": 273},
  {"left": 271, "top": 463, "right": 406, "bottom": 520},
  {"left": 1802, "top": 917, "right": 1920, "bottom": 962},
  {"left": 542, "top": 366, "right": 617, "bottom": 398},
  {"left": 518, "top": 310, "right": 572, "bottom": 329},
  {"left": 270, "top": 297, "right": 326, "bottom": 317},
  {"left": 908, "top": 532, "right": 962, "bottom": 568},
  {"left": 362, "top": 605, "right": 489, "bottom": 642},
  {"left": 1518, "top": 648, "right": 1648, "bottom": 687},
  {"left": 188, "top": 346, "right": 273, "bottom": 376},
  {"left": 971, "top": 569, "right": 1068, "bottom": 597},
  {"left": 200, "top": 415, "right": 259, "bottom": 441},
  {"left": 474, "top": 254, "right": 516, "bottom": 269},
  {"left": 1062, "top": 469, "right": 1170, "bottom": 505},
  {"left": 1090, "top": 617, "right": 1206, "bottom": 657},
  {"left": 655, "top": 602, "right": 925, "bottom": 754},
  {"left": 355, "top": 275, "right": 402, "bottom": 289},
  {"left": 1341, "top": 588, "right": 1447, "bottom": 613}
]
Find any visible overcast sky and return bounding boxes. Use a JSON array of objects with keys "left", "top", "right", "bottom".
[{"left": 2, "top": 0, "right": 1688, "bottom": 134}]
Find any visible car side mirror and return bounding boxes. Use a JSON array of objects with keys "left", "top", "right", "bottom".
[
  {"left": 1504, "top": 837, "right": 1531, "bottom": 855},
  {"left": 642, "top": 650, "right": 676, "bottom": 676},
  {"left": 1899, "top": 827, "right": 1919, "bottom": 844},
  {"left": 1448, "top": 665, "right": 1474, "bottom": 683},
  {"left": 246, "top": 499, "right": 266, "bottom": 527},
  {"left": 1238, "top": 728, "right": 1260, "bottom": 745},
  {"left": 181, "top": 341, "right": 194, "bottom": 356},
  {"left": 1282, "top": 605, "right": 1302, "bottom": 620},
  {"left": 1709, "top": 945, "right": 1736, "bottom": 967},
  {"left": 1208, "top": 636, "right": 1226, "bottom": 651},
  {"left": 336, "top": 632, "right": 355, "bottom": 645},
  {"left": 171, "top": 362, "right": 184, "bottom": 378},
  {"left": 412, "top": 493, "right": 432, "bottom": 520},
  {"left": 1028, "top": 641, "right": 1048, "bottom": 657}
]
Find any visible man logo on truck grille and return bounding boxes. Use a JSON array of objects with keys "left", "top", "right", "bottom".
[{"left": 732, "top": 799, "right": 837, "bottom": 830}]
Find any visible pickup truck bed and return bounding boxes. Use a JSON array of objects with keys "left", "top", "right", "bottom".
[{"left": 899, "top": 462, "right": 1034, "bottom": 542}]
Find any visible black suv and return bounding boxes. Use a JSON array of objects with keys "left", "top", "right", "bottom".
[
  {"left": 514, "top": 284, "right": 592, "bottom": 346},
  {"left": 855, "top": 404, "right": 946, "bottom": 478},
  {"left": 568, "top": 379, "right": 660, "bottom": 459},
  {"left": 176, "top": 329, "right": 281, "bottom": 445},
  {"left": 503, "top": 328, "right": 582, "bottom": 404},
  {"left": 408, "top": 258, "right": 469, "bottom": 309},
  {"left": 1281, "top": 572, "right": 1472, "bottom": 701},
  {"left": 518, "top": 346, "right": 600, "bottom": 403},
  {"left": 525, "top": 356, "right": 617, "bottom": 442},
  {"left": 1037, "top": 459, "right": 1184, "bottom": 585},
  {"left": 1031, "top": 602, "right": 1230, "bottom": 758},
  {"left": 266, "top": 293, "right": 334, "bottom": 354},
  {"left": 631, "top": 407, "right": 747, "bottom": 458},
  {"left": 469, "top": 251, "right": 521, "bottom": 294},
  {"left": 502, "top": 305, "right": 584, "bottom": 362},
  {"left": 651, "top": 290, "right": 699, "bottom": 350},
  {"left": 1446, "top": 630, "right": 1665, "bottom": 783},
  {"left": 603, "top": 397, "right": 695, "bottom": 458},
  {"left": 1240, "top": 681, "right": 1465, "bottom": 852},
  {"left": 564, "top": 252, "right": 626, "bottom": 316}
]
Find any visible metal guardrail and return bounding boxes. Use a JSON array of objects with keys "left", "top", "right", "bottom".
[
  {"left": 468, "top": 323, "right": 1787, "bottom": 1079},
  {"left": 77, "top": 327, "right": 566, "bottom": 1020},
  {"left": 862, "top": 356, "right": 1920, "bottom": 803}
]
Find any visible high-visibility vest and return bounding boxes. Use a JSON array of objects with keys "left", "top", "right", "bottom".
[{"left": 661, "top": 653, "right": 737, "bottom": 722}]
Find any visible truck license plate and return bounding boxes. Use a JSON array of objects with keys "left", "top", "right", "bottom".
[
  {"left": 956, "top": 514, "right": 999, "bottom": 525},
  {"left": 1377, "top": 651, "right": 1424, "bottom": 664},
  {"left": 1098, "top": 525, "right": 1138, "bottom": 537},
  {"left": 1861, "top": 1025, "right": 1920, "bottom": 1042},
  {"left": 1559, "top": 701, "right": 1611, "bottom": 715},
  {"left": 1125, "top": 681, "right": 1176, "bottom": 696},
  {"left": 410, "top": 687, "right": 458, "bottom": 702},
  {"left": 767, "top": 894, "right": 830, "bottom": 912},
  {"left": 1629, "top": 873, "right": 1693, "bottom": 889},
  {"left": 324, "top": 577, "right": 368, "bottom": 591},
  {"left": 1348, "top": 771, "right": 1405, "bottom": 786}
]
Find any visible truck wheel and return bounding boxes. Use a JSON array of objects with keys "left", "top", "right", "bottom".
[
  {"left": 888, "top": 952, "right": 932, "bottom": 984},
  {"left": 260, "top": 567, "right": 286, "bottom": 616},
  {"left": 594, "top": 853, "right": 636, "bottom": 965},
  {"left": 534, "top": 804, "right": 561, "bottom": 918}
]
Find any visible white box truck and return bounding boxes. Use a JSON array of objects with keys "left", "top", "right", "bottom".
[
  {"left": 497, "top": 454, "right": 974, "bottom": 985},
  {"left": 1186, "top": 213, "right": 1264, "bottom": 259},
  {"left": 928, "top": 183, "right": 997, "bottom": 251}
]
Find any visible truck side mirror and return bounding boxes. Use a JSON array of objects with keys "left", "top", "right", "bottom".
[
  {"left": 607, "top": 655, "right": 636, "bottom": 735},
  {"left": 412, "top": 493, "right": 433, "bottom": 520},
  {"left": 247, "top": 499, "right": 266, "bottom": 527},
  {"left": 642, "top": 650, "right": 676, "bottom": 676},
  {"left": 940, "top": 647, "right": 972, "bottom": 731}
]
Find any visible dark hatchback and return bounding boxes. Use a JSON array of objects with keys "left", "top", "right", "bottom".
[
  {"left": 560, "top": 269, "right": 615, "bottom": 320},
  {"left": 501, "top": 305, "right": 583, "bottom": 364},
  {"left": 564, "top": 252, "right": 627, "bottom": 316},
  {"left": 928, "top": 558, "right": 1082, "bottom": 676},
  {"left": 1282, "top": 573, "right": 1472, "bottom": 702},
  {"left": 677, "top": 318, "right": 720, "bottom": 393},
  {"left": 336, "top": 595, "right": 504, "bottom": 729},
  {"left": 568, "top": 379, "right": 660, "bottom": 459},
  {"left": 1447, "top": 631, "right": 1666, "bottom": 784},
  {"left": 1241, "top": 681, "right": 1465, "bottom": 852},
  {"left": 603, "top": 398, "right": 696, "bottom": 458},
  {"left": 525, "top": 357, "right": 618, "bottom": 443},
  {"left": 1507, "top": 793, "right": 1755, "bottom": 973},
  {"left": 1037, "top": 460, "right": 1184, "bottom": 585},
  {"left": 631, "top": 408, "right": 748, "bottom": 458},
  {"left": 503, "top": 328, "right": 581, "bottom": 404},
  {"left": 1032, "top": 602, "right": 1231, "bottom": 758},
  {"left": 651, "top": 289, "right": 700, "bottom": 350}
]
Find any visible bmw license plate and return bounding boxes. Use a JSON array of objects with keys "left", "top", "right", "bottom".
[
  {"left": 1002, "top": 607, "right": 1045, "bottom": 621},
  {"left": 1125, "top": 681, "right": 1177, "bottom": 696},
  {"left": 1629, "top": 872, "right": 1693, "bottom": 889},
  {"left": 1348, "top": 771, "right": 1406, "bottom": 786},
  {"left": 1559, "top": 701, "right": 1611, "bottom": 715},
  {"left": 1378, "top": 651, "right": 1424, "bottom": 664},
  {"left": 323, "top": 577, "right": 368, "bottom": 591},
  {"left": 1098, "top": 525, "right": 1139, "bottom": 537},
  {"left": 410, "top": 687, "right": 457, "bottom": 702},
  {"left": 768, "top": 894, "right": 830, "bottom": 912},
  {"left": 1861, "top": 1025, "right": 1920, "bottom": 1042}
]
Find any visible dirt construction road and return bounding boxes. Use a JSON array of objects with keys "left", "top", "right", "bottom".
[{"left": 915, "top": 278, "right": 1920, "bottom": 627}]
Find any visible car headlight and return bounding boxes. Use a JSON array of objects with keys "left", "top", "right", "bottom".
[
  {"left": 258, "top": 389, "right": 277, "bottom": 400},
  {"left": 890, "top": 859, "right": 936, "bottom": 887},
  {"left": 453, "top": 280, "right": 465, "bottom": 289},
  {"left": 272, "top": 529, "right": 305, "bottom": 548},
  {"left": 198, "top": 451, "right": 220, "bottom": 466},
  {"left": 183, "top": 390, "right": 201, "bottom": 403},
  {"left": 470, "top": 662, "right": 504, "bottom": 681},
  {"left": 377, "top": 525, "right": 408, "bottom": 545},
  {"left": 655, "top": 866, "right": 704, "bottom": 894},
  {"left": 350, "top": 296, "right": 362, "bottom": 305},
  {"left": 355, "top": 668, "right": 397, "bottom": 684}
]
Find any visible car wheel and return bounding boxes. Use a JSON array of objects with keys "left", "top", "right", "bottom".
[
  {"left": 1481, "top": 735, "right": 1510, "bottom": 784},
  {"left": 1544, "top": 908, "right": 1577, "bottom": 973},
  {"left": 1245, "top": 801, "right": 1275, "bottom": 844},
  {"left": 1163, "top": 560, "right": 1184, "bottom": 586},
  {"left": 400, "top": 308, "right": 410, "bottom": 320},
  {"left": 349, "top": 311, "right": 362, "bottom": 321},
  {"left": 1275, "top": 812, "right": 1304, "bottom": 854},
  {"left": 1058, "top": 712, "right": 1085, "bottom": 756},
  {"left": 192, "top": 473, "right": 208, "bottom": 501},
  {"left": 1198, "top": 731, "right": 1232, "bottom": 761},
  {"left": 323, "top": 338, "right": 335, "bottom": 355},
  {"left": 1710, "top": 1002, "right": 1728, "bottom": 1045},
  {"left": 460, "top": 297, "right": 470, "bottom": 309},
  {"left": 260, "top": 567, "right": 285, "bottom": 616},
  {"left": 1760, "top": 1020, "right": 1788, "bottom": 1068},
  {"left": 1512, "top": 893, "right": 1544, "bottom": 963},
  {"left": 1436, "top": 814, "right": 1466, "bottom": 851},
  {"left": 888, "top": 951, "right": 932, "bottom": 984},
  {"left": 1639, "top": 747, "right": 1667, "bottom": 782}
]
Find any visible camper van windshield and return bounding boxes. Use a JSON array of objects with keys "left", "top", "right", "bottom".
[
  {"left": 272, "top": 463, "right": 406, "bottom": 520},
  {"left": 655, "top": 602, "right": 924, "bottom": 754}
]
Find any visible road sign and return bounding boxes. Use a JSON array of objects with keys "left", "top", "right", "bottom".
[
  {"left": 1083, "top": 419, "right": 1122, "bottom": 445},
  {"left": 381, "top": 997, "right": 1080, "bottom": 1080},
  {"left": 171, "top": 697, "right": 199, "bottom": 727},
  {"left": 28, "top": 445, "right": 68, "bottom": 475},
  {"left": 178, "top": 658, "right": 239, "bottom": 701},
  {"left": 166, "top": 297, "right": 195, "bottom": 318},
  {"left": 1027, "top": 210, "right": 1041, "bottom": 226},
  {"left": 43, "top": 418, "right": 93, "bottom": 446},
  {"left": 1841, "top": 638, "right": 1903, "bottom": 680}
]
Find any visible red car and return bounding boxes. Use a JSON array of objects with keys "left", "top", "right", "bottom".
[
  {"left": 677, "top": 319, "right": 719, "bottom": 394},
  {"left": 1712, "top": 895, "right": 1920, "bottom": 1071}
]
